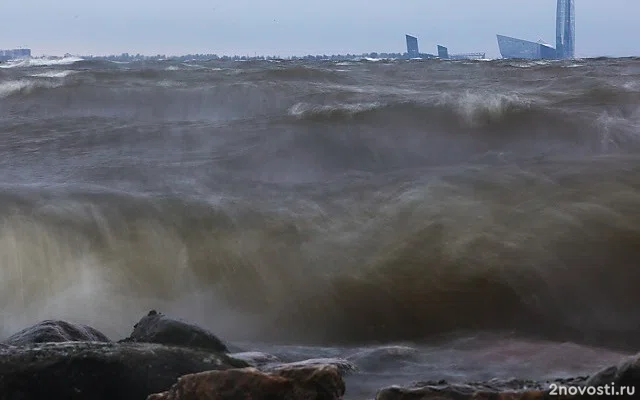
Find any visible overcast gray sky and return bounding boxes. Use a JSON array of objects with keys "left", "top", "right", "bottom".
[{"left": 2, "top": 0, "right": 636, "bottom": 58}]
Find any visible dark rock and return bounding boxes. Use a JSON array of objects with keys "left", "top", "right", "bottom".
[
  {"left": 147, "top": 364, "right": 345, "bottom": 400},
  {"left": 228, "top": 351, "right": 281, "bottom": 367},
  {"left": 375, "top": 385, "right": 545, "bottom": 400},
  {"left": 120, "top": 310, "right": 228, "bottom": 353},
  {"left": 0, "top": 341, "right": 249, "bottom": 400},
  {"left": 3, "top": 320, "right": 110, "bottom": 346},
  {"left": 264, "top": 358, "right": 357, "bottom": 376},
  {"left": 587, "top": 352, "right": 640, "bottom": 393},
  {"left": 224, "top": 342, "right": 245, "bottom": 353},
  {"left": 374, "top": 378, "right": 588, "bottom": 400},
  {"left": 226, "top": 353, "right": 356, "bottom": 375}
]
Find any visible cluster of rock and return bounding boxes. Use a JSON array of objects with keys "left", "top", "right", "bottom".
[
  {"left": 0, "top": 310, "right": 346, "bottom": 400},
  {"left": 0, "top": 310, "right": 639, "bottom": 399}
]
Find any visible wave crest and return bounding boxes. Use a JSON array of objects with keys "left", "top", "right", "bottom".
[
  {"left": 0, "top": 56, "right": 83, "bottom": 69},
  {"left": 2, "top": 159, "right": 640, "bottom": 351},
  {"left": 0, "top": 79, "right": 63, "bottom": 98}
]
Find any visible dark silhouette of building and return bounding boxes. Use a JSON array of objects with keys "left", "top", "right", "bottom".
[
  {"left": 404, "top": 36, "right": 483, "bottom": 60},
  {"left": 437, "top": 45, "right": 449, "bottom": 59},
  {"left": 405, "top": 35, "right": 420, "bottom": 58}
]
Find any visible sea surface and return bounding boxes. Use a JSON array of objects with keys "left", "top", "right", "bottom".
[{"left": 1, "top": 56, "right": 639, "bottom": 398}]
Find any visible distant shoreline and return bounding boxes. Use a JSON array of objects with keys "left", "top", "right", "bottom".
[{"left": 76, "top": 52, "right": 421, "bottom": 62}]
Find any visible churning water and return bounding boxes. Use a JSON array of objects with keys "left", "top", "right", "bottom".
[{"left": 1, "top": 56, "right": 639, "bottom": 398}]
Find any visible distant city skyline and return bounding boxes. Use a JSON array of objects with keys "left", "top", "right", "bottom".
[{"left": 3, "top": 0, "right": 639, "bottom": 58}]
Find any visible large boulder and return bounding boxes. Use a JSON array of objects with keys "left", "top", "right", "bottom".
[
  {"left": 0, "top": 341, "right": 248, "bottom": 400},
  {"left": 147, "top": 364, "right": 345, "bottom": 400},
  {"left": 3, "top": 320, "right": 110, "bottom": 346},
  {"left": 120, "top": 310, "right": 228, "bottom": 353}
]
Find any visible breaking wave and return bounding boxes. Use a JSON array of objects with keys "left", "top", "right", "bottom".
[
  {"left": 0, "top": 56, "right": 84, "bottom": 69},
  {"left": 2, "top": 57, "right": 640, "bottom": 354},
  {"left": 0, "top": 79, "right": 64, "bottom": 98},
  {"left": 2, "top": 156, "right": 640, "bottom": 351}
]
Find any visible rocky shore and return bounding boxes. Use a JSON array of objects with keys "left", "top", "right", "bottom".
[{"left": 0, "top": 311, "right": 638, "bottom": 399}]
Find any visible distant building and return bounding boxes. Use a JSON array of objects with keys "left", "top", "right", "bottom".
[
  {"left": 437, "top": 45, "right": 449, "bottom": 59},
  {"left": 496, "top": 35, "right": 557, "bottom": 59},
  {"left": 497, "top": 0, "right": 575, "bottom": 59},
  {"left": 405, "top": 35, "right": 420, "bottom": 58},
  {"left": 0, "top": 48, "right": 31, "bottom": 61},
  {"left": 437, "top": 45, "right": 485, "bottom": 60}
]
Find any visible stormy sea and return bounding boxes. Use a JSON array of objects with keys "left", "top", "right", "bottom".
[{"left": 1, "top": 55, "right": 640, "bottom": 398}]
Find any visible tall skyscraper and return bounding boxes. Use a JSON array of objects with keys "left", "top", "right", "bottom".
[
  {"left": 555, "top": 0, "right": 575, "bottom": 59},
  {"left": 405, "top": 35, "right": 419, "bottom": 58}
]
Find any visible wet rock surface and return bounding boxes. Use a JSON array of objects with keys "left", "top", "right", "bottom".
[
  {"left": 3, "top": 320, "right": 110, "bottom": 346},
  {"left": 120, "top": 310, "right": 229, "bottom": 353},
  {"left": 2, "top": 312, "right": 640, "bottom": 400},
  {"left": 0, "top": 341, "right": 248, "bottom": 400},
  {"left": 265, "top": 358, "right": 358, "bottom": 376},
  {"left": 374, "top": 376, "right": 596, "bottom": 399},
  {"left": 147, "top": 365, "right": 345, "bottom": 400},
  {"left": 346, "top": 345, "right": 419, "bottom": 372},
  {"left": 588, "top": 351, "right": 640, "bottom": 387},
  {"left": 228, "top": 351, "right": 282, "bottom": 367}
]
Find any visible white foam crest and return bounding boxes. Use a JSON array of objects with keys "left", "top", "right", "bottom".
[
  {"left": 622, "top": 81, "right": 640, "bottom": 91},
  {"left": 320, "top": 83, "right": 419, "bottom": 96},
  {"left": 288, "top": 102, "right": 381, "bottom": 118},
  {"left": 506, "top": 59, "right": 553, "bottom": 69},
  {"left": 30, "top": 70, "right": 76, "bottom": 78},
  {"left": 438, "top": 90, "right": 532, "bottom": 126},
  {"left": 157, "top": 80, "right": 185, "bottom": 88},
  {"left": 595, "top": 110, "right": 640, "bottom": 152},
  {"left": 0, "top": 56, "right": 83, "bottom": 69},
  {"left": 0, "top": 79, "right": 61, "bottom": 98},
  {"left": 181, "top": 63, "right": 211, "bottom": 70}
]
